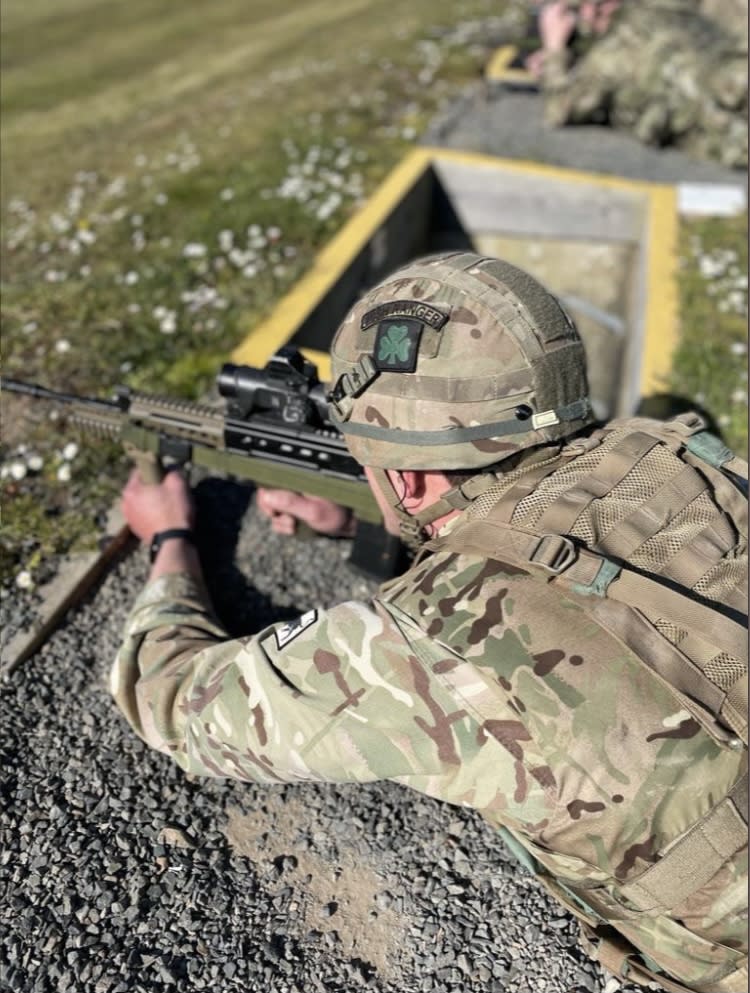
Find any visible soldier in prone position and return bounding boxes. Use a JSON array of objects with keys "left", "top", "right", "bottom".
[
  {"left": 529, "top": 0, "right": 748, "bottom": 169},
  {"left": 114, "top": 253, "right": 748, "bottom": 993}
]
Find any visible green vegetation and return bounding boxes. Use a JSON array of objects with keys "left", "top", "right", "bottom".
[
  {"left": 1, "top": 0, "right": 746, "bottom": 594},
  {"left": 1, "top": 0, "right": 501, "bottom": 589},
  {"left": 673, "top": 213, "right": 748, "bottom": 459}
]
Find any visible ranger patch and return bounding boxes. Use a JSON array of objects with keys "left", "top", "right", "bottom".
[
  {"left": 361, "top": 300, "right": 449, "bottom": 331},
  {"left": 374, "top": 319, "right": 422, "bottom": 372},
  {"left": 274, "top": 610, "right": 318, "bottom": 649}
]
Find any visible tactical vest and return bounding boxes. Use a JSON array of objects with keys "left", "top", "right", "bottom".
[{"left": 384, "top": 413, "right": 748, "bottom": 993}]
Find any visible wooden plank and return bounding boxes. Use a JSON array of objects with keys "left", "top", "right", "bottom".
[{"left": 1, "top": 508, "right": 134, "bottom": 678}]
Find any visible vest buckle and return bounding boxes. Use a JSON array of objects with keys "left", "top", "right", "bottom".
[{"left": 529, "top": 534, "right": 577, "bottom": 574}]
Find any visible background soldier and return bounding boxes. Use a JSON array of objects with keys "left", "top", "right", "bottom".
[
  {"left": 113, "top": 253, "right": 747, "bottom": 993},
  {"left": 527, "top": 0, "right": 748, "bottom": 168}
]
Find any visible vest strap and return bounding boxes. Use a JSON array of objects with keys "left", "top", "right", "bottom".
[{"left": 617, "top": 773, "right": 747, "bottom": 912}]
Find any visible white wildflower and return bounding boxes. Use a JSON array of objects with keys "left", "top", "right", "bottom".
[
  {"left": 77, "top": 228, "right": 96, "bottom": 245},
  {"left": 22, "top": 321, "right": 38, "bottom": 334},
  {"left": 55, "top": 339, "right": 71, "bottom": 354},
  {"left": 45, "top": 270, "right": 67, "bottom": 283},
  {"left": 730, "top": 342, "right": 747, "bottom": 356},
  {"left": 219, "top": 188, "right": 235, "bottom": 202},
  {"left": 153, "top": 305, "right": 168, "bottom": 319},
  {"left": 16, "top": 571, "right": 34, "bottom": 591},
  {"left": 247, "top": 224, "right": 262, "bottom": 238},
  {"left": 57, "top": 463, "right": 72, "bottom": 482},
  {"left": 218, "top": 230, "right": 234, "bottom": 253},
  {"left": 124, "top": 271, "right": 139, "bottom": 286},
  {"left": 127, "top": 303, "right": 141, "bottom": 314},
  {"left": 10, "top": 461, "right": 27, "bottom": 480},
  {"left": 80, "top": 265, "right": 92, "bottom": 278},
  {"left": 154, "top": 192, "right": 168, "bottom": 206},
  {"left": 62, "top": 442, "right": 79, "bottom": 461},
  {"left": 228, "top": 248, "right": 251, "bottom": 268},
  {"left": 26, "top": 454, "right": 43, "bottom": 472},
  {"left": 266, "top": 226, "right": 282, "bottom": 241},
  {"left": 242, "top": 264, "right": 258, "bottom": 279},
  {"left": 718, "top": 414, "right": 731, "bottom": 427},
  {"left": 132, "top": 230, "right": 146, "bottom": 251},
  {"left": 105, "top": 176, "right": 127, "bottom": 198},
  {"left": 731, "top": 388, "right": 748, "bottom": 405},
  {"left": 159, "top": 311, "right": 177, "bottom": 334},
  {"left": 120, "top": 361, "right": 133, "bottom": 373},
  {"left": 50, "top": 213, "right": 70, "bottom": 233},
  {"left": 130, "top": 214, "right": 143, "bottom": 227},
  {"left": 183, "top": 242, "right": 207, "bottom": 259}
]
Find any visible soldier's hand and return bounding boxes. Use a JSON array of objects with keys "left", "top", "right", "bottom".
[
  {"left": 121, "top": 468, "right": 196, "bottom": 545},
  {"left": 539, "top": 1, "right": 577, "bottom": 52},
  {"left": 256, "top": 488, "right": 356, "bottom": 538}
]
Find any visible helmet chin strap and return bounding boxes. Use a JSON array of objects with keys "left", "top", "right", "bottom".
[{"left": 368, "top": 467, "right": 501, "bottom": 551}]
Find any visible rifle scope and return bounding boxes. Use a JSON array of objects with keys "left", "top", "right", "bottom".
[{"left": 217, "top": 347, "right": 331, "bottom": 427}]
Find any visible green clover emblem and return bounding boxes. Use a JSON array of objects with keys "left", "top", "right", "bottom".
[{"left": 377, "top": 323, "right": 411, "bottom": 365}]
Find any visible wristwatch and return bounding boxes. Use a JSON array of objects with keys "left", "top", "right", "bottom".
[{"left": 149, "top": 528, "right": 195, "bottom": 563}]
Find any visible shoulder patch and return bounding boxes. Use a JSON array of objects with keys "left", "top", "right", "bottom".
[{"left": 274, "top": 609, "right": 318, "bottom": 650}]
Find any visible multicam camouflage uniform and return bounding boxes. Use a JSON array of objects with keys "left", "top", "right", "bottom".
[
  {"left": 112, "top": 255, "right": 747, "bottom": 992},
  {"left": 541, "top": 0, "right": 748, "bottom": 169}
]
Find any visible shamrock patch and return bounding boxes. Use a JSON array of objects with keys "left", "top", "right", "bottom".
[{"left": 373, "top": 318, "right": 422, "bottom": 372}]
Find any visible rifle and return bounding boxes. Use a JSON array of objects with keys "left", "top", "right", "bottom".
[{"left": 1, "top": 346, "right": 407, "bottom": 580}]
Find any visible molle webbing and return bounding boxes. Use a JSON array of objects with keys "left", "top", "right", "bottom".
[{"left": 535, "top": 431, "right": 661, "bottom": 534}]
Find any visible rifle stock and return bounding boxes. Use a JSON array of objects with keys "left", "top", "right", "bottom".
[{"left": 2, "top": 347, "right": 408, "bottom": 580}]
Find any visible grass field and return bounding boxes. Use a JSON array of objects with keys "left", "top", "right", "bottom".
[
  {"left": 1, "top": 0, "right": 747, "bottom": 593},
  {"left": 1, "top": 0, "right": 508, "bottom": 589}
]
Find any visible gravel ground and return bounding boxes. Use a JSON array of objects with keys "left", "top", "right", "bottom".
[
  {"left": 1, "top": 478, "right": 644, "bottom": 993},
  {"left": 2, "top": 71, "right": 720, "bottom": 993}
]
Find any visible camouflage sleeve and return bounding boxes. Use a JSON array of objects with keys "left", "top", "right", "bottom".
[
  {"left": 110, "top": 572, "right": 473, "bottom": 787},
  {"left": 541, "top": 34, "right": 620, "bottom": 127}
]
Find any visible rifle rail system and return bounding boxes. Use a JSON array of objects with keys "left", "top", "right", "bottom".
[{"left": 1, "top": 348, "right": 407, "bottom": 670}]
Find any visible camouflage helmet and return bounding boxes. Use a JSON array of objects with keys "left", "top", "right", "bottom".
[{"left": 328, "top": 252, "right": 594, "bottom": 471}]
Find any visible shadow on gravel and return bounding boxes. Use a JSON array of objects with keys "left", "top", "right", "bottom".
[{"left": 193, "top": 477, "right": 299, "bottom": 637}]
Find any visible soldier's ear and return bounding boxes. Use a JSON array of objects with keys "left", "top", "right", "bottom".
[{"left": 395, "top": 470, "right": 428, "bottom": 509}]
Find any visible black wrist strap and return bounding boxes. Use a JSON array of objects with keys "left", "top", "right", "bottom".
[{"left": 149, "top": 528, "right": 194, "bottom": 563}]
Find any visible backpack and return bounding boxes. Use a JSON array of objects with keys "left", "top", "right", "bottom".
[{"left": 420, "top": 413, "right": 748, "bottom": 992}]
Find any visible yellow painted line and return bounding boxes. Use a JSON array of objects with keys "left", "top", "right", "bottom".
[
  {"left": 640, "top": 185, "right": 679, "bottom": 395},
  {"left": 300, "top": 347, "right": 331, "bottom": 383},
  {"left": 485, "top": 45, "right": 535, "bottom": 85},
  {"left": 232, "top": 148, "right": 434, "bottom": 369},
  {"left": 423, "top": 145, "right": 660, "bottom": 198}
]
